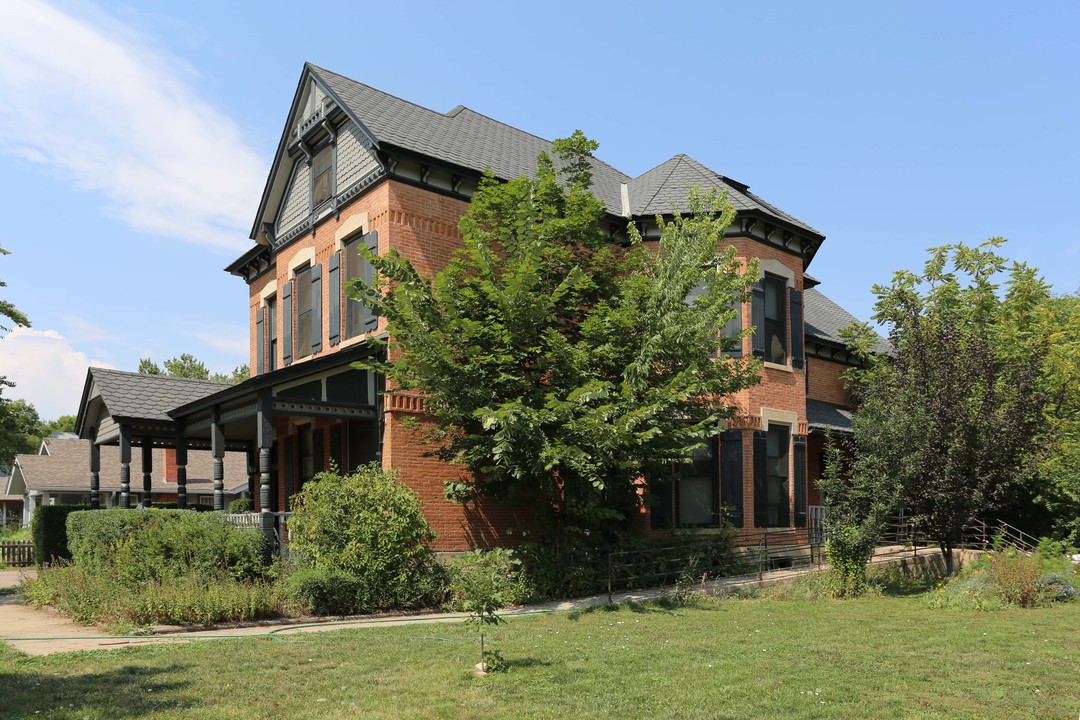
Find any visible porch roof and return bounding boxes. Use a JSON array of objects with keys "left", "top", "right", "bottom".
[
  {"left": 806, "top": 399, "right": 854, "bottom": 434},
  {"left": 75, "top": 368, "right": 235, "bottom": 446}
]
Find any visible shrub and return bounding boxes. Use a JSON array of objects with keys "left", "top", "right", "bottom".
[
  {"left": 985, "top": 549, "right": 1045, "bottom": 607},
  {"left": 30, "top": 504, "right": 85, "bottom": 566},
  {"left": 228, "top": 497, "right": 252, "bottom": 514},
  {"left": 446, "top": 548, "right": 534, "bottom": 611},
  {"left": 287, "top": 464, "right": 443, "bottom": 610},
  {"left": 280, "top": 566, "right": 367, "bottom": 616},
  {"left": 67, "top": 509, "right": 268, "bottom": 583},
  {"left": 825, "top": 523, "right": 877, "bottom": 598},
  {"left": 926, "top": 545, "right": 1079, "bottom": 610},
  {"left": 22, "top": 564, "right": 283, "bottom": 630}
]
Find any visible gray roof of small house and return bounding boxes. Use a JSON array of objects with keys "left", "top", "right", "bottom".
[
  {"left": 88, "top": 368, "right": 233, "bottom": 422},
  {"left": 11, "top": 438, "right": 247, "bottom": 494},
  {"left": 806, "top": 399, "right": 854, "bottom": 433},
  {"left": 308, "top": 64, "right": 820, "bottom": 236}
]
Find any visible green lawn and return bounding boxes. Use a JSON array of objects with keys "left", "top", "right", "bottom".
[{"left": 1, "top": 594, "right": 1077, "bottom": 719}]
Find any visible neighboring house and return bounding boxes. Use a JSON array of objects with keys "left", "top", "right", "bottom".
[
  {"left": 0, "top": 465, "right": 20, "bottom": 527},
  {"left": 70, "top": 63, "right": 874, "bottom": 550},
  {"left": 5, "top": 437, "right": 248, "bottom": 526}
]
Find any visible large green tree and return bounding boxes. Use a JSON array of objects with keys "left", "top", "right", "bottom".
[
  {"left": 351, "top": 132, "right": 760, "bottom": 543},
  {"left": 1, "top": 245, "right": 31, "bottom": 397},
  {"left": 0, "top": 398, "right": 43, "bottom": 472},
  {"left": 1011, "top": 291, "right": 1080, "bottom": 542},
  {"left": 841, "top": 240, "right": 1051, "bottom": 573},
  {"left": 139, "top": 354, "right": 249, "bottom": 383}
]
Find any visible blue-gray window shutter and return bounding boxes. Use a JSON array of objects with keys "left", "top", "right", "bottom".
[
  {"left": 751, "top": 281, "right": 765, "bottom": 359},
  {"left": 311, "top": 262, "right": 323, "bottom": 355},
  {"left": 789, "top": 289, "right": 804, "bottom": 369},
  {"left": 794, "top": 434, "right": 807, "bottom": 527},
  {"left": 363, "top": 231, "right": 379, "bottom": 331},
  {"left": 328, "top": 251, "right": 341, "bottom": 347},
  {"left": 753, "top": 430, "right": 768, "bottom": 527},
  {"left": 255, "top": 307, "right": 265, "bottom": 375},
  {"left": 720, "top": 430, "right": 743, "bottom": 527},
  {"left": 282, "top": 280, "right": 293, "bottom": 367}
]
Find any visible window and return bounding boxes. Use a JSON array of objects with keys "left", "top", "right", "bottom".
[
  {"left": 766, "top": 426, "right": 790, "bottom": 527},
  {"left": 677, "top": 442, "right": 718, "bottom": 527},
  {"left": 266, "top": 298, "right": 277, "bottom": 372},
  {"left": 343, "top": 232, "right": 377, "bottom": 340},
  {"left": 650, "top": 439, "right": 719, "bottom": 529},
  {"left": 295, "top": 265, "right": 313, "bottom": 359},
  {"left": 763, "top": 275, "right": 787, "bottom": 364},
  {"left": 684, "top": 277, "right": 741, "bottom": 357},
  {"left": 345, "top": 234, "right": 366, "bottom": 338},
  {"left": 298, "top": 424, "right": 314, "bottom": 492},
  {"left": 312, "top": 145, "right": 333, "bottom": 207}
]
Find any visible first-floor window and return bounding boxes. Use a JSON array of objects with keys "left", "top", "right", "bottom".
[
  {"left": 766, "top": 425, "right": 790, "bottom": 527},
  {"left": 651, "top": 439, "right": 719, "bottom": 529},
  {"left": 678, "top": 442, "right": 718, "bottom": 527}
]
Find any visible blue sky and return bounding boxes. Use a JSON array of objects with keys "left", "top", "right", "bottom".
[{"left": 0, "top": 0, "right": 1077, "bottom": 420}]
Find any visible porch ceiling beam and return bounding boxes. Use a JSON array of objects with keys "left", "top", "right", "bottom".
[{"left": 270, "top": 400, "right": 377, "bottom": 419}]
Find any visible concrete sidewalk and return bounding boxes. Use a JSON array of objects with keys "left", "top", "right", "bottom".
[{"left": 0, "top": 547, "right": 944, "bottom": 657}]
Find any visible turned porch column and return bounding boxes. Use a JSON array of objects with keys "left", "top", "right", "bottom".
[
  {"left": 88, "top": 429, "right": 100, "bottom": 510},
  {"left": 118, "top": 425, "right": 132, "bottom": 509},
  {"left": 257, "top": 390, "right": 274, "bottom": 555},
  {"left": 211, "top": 409, "right": 224, "bottom": 512},
  {"left": 141, "top": 442, "right": 153, "bottom": 507},
  {"left": 175, "top": 433, "right": 188, "bottom": 510}
]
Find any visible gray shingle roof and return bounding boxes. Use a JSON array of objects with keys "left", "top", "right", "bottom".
[
  {"left": 309, "top": 65, "right": 820, "bottom": 236},
  {"left": 804, "top": 289, "right": 890, "bottom": 353},
  {"left": 13, "top": 438, "right": 247, "bottom": 493},
  {"left": 90, "top": 368, "right": 233, "bottom": 422},
  {"left": 806, "top": 399, "right": 854, "bottom": 433},
  {"left": 311, "top": 65, "right": 631, "bottom": 212},
  {"left": 626, "top": 155, "right": 820, "bottom": 234}
]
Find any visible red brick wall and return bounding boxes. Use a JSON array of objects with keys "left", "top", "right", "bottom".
[{"left": 807, "top": 357, "right": 851, "bottom": 406}]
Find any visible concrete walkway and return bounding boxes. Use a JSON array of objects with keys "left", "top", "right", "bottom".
[{"left": 0, "top": 547, "right": 944, "bottom": 657}]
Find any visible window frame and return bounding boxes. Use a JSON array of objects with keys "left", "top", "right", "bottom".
[
  {"left": 763, "top": 274, "right": 787, "bottom": 365},
  {"left": 765, "top": 424, "right": 790, "bottom": 528},
  {"left": 294, "top": 264, "right": 313, "bottom": 360},
  {"left": 265, "top": 297, "right": 278, "bottom": 372},
  {"left": 310, "top": 144, "right": 334, "bottom": 209}
]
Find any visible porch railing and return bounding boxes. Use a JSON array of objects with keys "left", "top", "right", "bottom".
[{"left": 225, "top": 512, "right": 293, "bottom": 558}]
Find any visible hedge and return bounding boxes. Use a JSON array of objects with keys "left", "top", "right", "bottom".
[
  {"left": 67, "top": 509, "right": 269, "bottom": 584},
  {"left": 30, "top": 504, "right": 86, "bottom": 566}
]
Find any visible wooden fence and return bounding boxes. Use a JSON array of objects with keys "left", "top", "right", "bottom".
[{"left": 0, "top": 541, "right": 33, "bottom": 567}]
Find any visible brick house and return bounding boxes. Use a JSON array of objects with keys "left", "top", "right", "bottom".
[{"left": 75, "top": 63, "right": 868, "bottom": 550}]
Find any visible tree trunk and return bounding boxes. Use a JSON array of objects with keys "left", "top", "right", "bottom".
[{"left": 940, "top": 541, "right": 955, "bottom": 575}]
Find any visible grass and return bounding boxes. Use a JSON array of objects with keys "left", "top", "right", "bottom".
[{"left": 0, "top": 591, "right": 1078, "bottom": 719}]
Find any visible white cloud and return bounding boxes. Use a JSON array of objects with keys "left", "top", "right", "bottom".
[
  {"left": 187, "top": 325, "right": 250, "bottom": 359},
  {"left": 0, "top": 1, "right": 265, "bottom": 250},
  {"left": 0, "top": 327, "right": 113, "bottom": 420}
]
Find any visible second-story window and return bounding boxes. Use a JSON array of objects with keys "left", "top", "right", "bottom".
[
  {"left": 763, "top": 275, "right": 787, "bottom": 364},
  {"left": 312, "top": 145, "right": 333, "bottom": 208},
  {"left": 344, "top": 232, "right": 378, "bottom": 340},
  {"left": 295, "top": 264, "right": 313, "bottom": 359}
]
